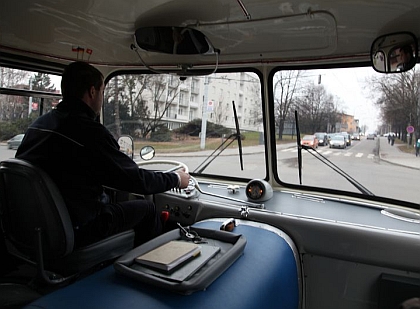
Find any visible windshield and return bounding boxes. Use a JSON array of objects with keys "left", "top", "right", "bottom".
[
  {"left": 275, "top": 66, "right": 419, "bottom": 204},
  {"left": 1, "top": 65, "right": 419, "bottom": 206},
  {"left": 103, "top": 72, "right": 266, "bottom": 179}
]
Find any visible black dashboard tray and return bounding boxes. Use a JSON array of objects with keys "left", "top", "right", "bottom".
[{"left": 114, "top": 226, "right": 246, "bottom": 295}]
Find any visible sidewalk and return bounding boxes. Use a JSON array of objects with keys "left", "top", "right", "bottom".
[
  {"left": 378, "top": 136, "right": 420, "bottom": 170},
  {"left": 157, "top": 142, "right": 292, "bottom": 158}
]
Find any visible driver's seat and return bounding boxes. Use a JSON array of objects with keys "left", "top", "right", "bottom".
[{"left": 0, "top": 158, "right": 135, "bottom": 284}]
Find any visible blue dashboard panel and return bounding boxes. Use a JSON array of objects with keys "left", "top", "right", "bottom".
[{"left": 24, "top": 220, "right": 300, "bottom": 309}]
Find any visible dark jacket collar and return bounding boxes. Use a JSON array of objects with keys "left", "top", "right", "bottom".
[{"left": 56, "top": 97, "right": 97, "bottom": 120}]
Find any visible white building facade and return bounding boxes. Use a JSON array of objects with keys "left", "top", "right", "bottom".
[{"left": 160, "top": 72, "right": 262, "bottom": 132}]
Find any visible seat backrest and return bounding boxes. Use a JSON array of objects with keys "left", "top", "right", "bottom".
[{"left": 0, "top": 158, "right": 74, "bottom": 261}]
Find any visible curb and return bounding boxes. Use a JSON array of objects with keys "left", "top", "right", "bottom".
[{"left": 379, "top": 155, "right": 420, "bottom": 171}]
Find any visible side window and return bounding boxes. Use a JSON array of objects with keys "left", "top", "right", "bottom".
[{"left": 0, "top": 67, "right": 61, "bottom": 146}]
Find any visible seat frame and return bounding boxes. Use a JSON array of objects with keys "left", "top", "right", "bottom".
[{"left": 0, "top": 158, "right": 135, "bottom": 285}]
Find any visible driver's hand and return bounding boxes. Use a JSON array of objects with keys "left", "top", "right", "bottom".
[{"left": 176, "top": 169, "right": 190, "bottom": 189}]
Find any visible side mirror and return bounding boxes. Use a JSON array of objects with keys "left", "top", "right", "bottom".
[
  {"left": 134, "top": 26, "right": 216, "bottom": 55},
  {"left": 140, "top": 146, "right": 155, "bottom": 160},
  {"left": 117, "top": 135, "right": 134, "bottom": 159},
  {"left": 371, "top": 32, "right": 418, "bottom": 73}
]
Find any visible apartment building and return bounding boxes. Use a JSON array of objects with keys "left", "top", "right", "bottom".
[{"left": 162, "top": 72, "right": 261, "bottom": 132}]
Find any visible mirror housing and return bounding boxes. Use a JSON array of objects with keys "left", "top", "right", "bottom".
[
  {"left": 371, "top": 32, "right": 418, "bottom": 73},
  {"left": 134, "top": 26, "right": 217, "bottom": 55},
  {"left": 117, "top": 135, "right": 134, "bottom": 159},
  {"left": 140, "top": 146, "right": 155, "bottom": 160}
]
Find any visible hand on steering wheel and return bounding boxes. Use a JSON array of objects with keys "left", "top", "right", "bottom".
[
  {"left": 136, "top": 159, "right": 190, "bottom": 189},
  {"left": 136, "top": 159, "right": 188, "bottom": 173}
]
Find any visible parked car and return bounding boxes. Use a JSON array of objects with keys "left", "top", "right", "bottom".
[
  {"left": 314, "top": 132, "right": 328, "bottom": 146},
  {"left": 7, "top": 134, "right": 24, "bottom": 149},
  {"left": 301, "top": 135, "right": 319, "bottom": 148},
  {"left": 329, "top": 135, "right": 347, "bottom": 149}
]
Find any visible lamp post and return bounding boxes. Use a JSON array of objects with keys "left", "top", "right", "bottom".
[
  {"left": 200, "top": 76, "right": 210, "bottom": 150},
  {"left": 28, "top": 76, "right": 33, "bottom": 116}
]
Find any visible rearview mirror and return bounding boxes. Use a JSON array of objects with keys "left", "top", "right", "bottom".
[
  {"left": 371, "top": 32, "right": 418, "bottom": 73},
  {"left": 134, "top": 26, "right": 216, "bottom": 55},
  {"left": 117, "top": 135, "right": 134, "bottom": 159}
]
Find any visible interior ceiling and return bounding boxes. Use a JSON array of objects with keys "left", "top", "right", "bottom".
[{"left": 1, "top": 0, "right": 420, "bottom": 68}]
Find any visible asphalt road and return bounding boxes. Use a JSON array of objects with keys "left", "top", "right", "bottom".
[
  {"left": 1, "top": 137, "right": 416, "bottom": 203},
  {"left": 0, "top": 146, "right": 17, "bottom": 162},
  {"left": 276, "top": 138, "right": 418, "bottom": 202}
]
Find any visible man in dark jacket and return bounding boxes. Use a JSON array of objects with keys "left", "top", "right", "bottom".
[{"left": 16, "top": 61, "right": 190, "bottom": 247}]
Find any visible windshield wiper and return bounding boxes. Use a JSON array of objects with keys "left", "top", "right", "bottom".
[
  {"left": 295, "top": 110, "right": 374, "bottom": 196},
  {"left": 193, "top": 101, "right": 244, "bottom": 173},
  {"left": 295, "top": 110, "right": 303, "bottom": 185},
  {"left": 233, "top": 101, "right": 244, "bottom": 171}
]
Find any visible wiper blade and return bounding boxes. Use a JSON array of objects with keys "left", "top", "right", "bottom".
[
  {"left": 193, "top": 133, "right": 239, "bottom": 173},
  {"left": 193, "top": 101, "right": 244, "bottom": 173},
  {"left": 303, "top": 146, "right": 374, "bottom": 196},
  {"left": 294, "top": 110, "right": 374, "bottom": 196},
  {"left": 232, "top": 101, "right": 244, "bottom": 171},
  {"left": 295, "top": 110, "right": 303, "bottom": 184}
]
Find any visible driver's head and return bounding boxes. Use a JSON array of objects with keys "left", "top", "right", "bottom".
[
  {"left": 61, "top": 62, "right": 104, "bottom": 114},
  {"left": 61, "top": 61, "right": 104, "bottom": 100},
  {"left": 399, "top": 45, "right": 413, "bottom": 64}
]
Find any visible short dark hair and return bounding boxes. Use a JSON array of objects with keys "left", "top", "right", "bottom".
[
  {"left": 400, "top": 45, "right": 413, "bottom": 56},
  {"left": 61, "top": 61, "right": 103, "bottom": 99}
]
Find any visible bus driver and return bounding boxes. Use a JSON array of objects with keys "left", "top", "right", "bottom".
[{"left": 16, "top": 61, "right": 190, "bottom": 248}]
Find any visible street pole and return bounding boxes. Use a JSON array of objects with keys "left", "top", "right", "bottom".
[
  {"left": 200, "top": 76, "right": 209, "bottom": 150},
  {"left": 28, "top": 77, "right": 33, "bottom": 116}
]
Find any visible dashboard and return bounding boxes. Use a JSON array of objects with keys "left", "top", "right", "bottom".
[{"left": 155, "top": 178, "right": 420, "bottom": 269}]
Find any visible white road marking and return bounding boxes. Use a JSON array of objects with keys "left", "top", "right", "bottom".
[{"left": 279, "top": 148, "right": 375, "bottom": 159}]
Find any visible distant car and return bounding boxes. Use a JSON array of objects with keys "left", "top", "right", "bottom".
[
  {"left": 301, "top": 135, "right": 319, "bottom": 148},
  {"left": 339, "top": 132, "right": 351, "bottom": 146},
  {"left": 383, "top": 132, "right": 395, "bottom": 137},
  {"left": 329, "top": 134, "right": 347, "bottom": 149},
  {"left": 7, "top": 134, "right": 24, "bottom": 149},
  {"left": 366, "top": 133, "right": 375, "bottom": 140},
  {"left": 351, "top": 133, "right": 360, "bottom": 140},
  {"left": 314, "top": 132, "right": 328, "bottom": 146}
]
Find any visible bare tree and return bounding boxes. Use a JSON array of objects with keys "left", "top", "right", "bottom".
[
  {"left": 273, "top": 70, "right": 303, "bottom": 140},
  {"left": 371, "top": 68, "right": 420, "bottom": 142},
  {"left": 295, "top": 84, "right": 336, "bottom": 133},
  {"left": 104, "top": 74, "right": 177, "bottom": 138},
  {"left": 141, "top": 75, "right": 181, "bottom": 138},
  {"left": 0, "top": 67, "right": 30, "bottom": 121}
]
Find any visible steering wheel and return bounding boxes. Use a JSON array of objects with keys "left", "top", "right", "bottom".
[
  {"left": 137, "top": 159, "right": 199, "bottom": 199},
  {"left": 136, "top": 159, "right": 189, "bottom": 173}
]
